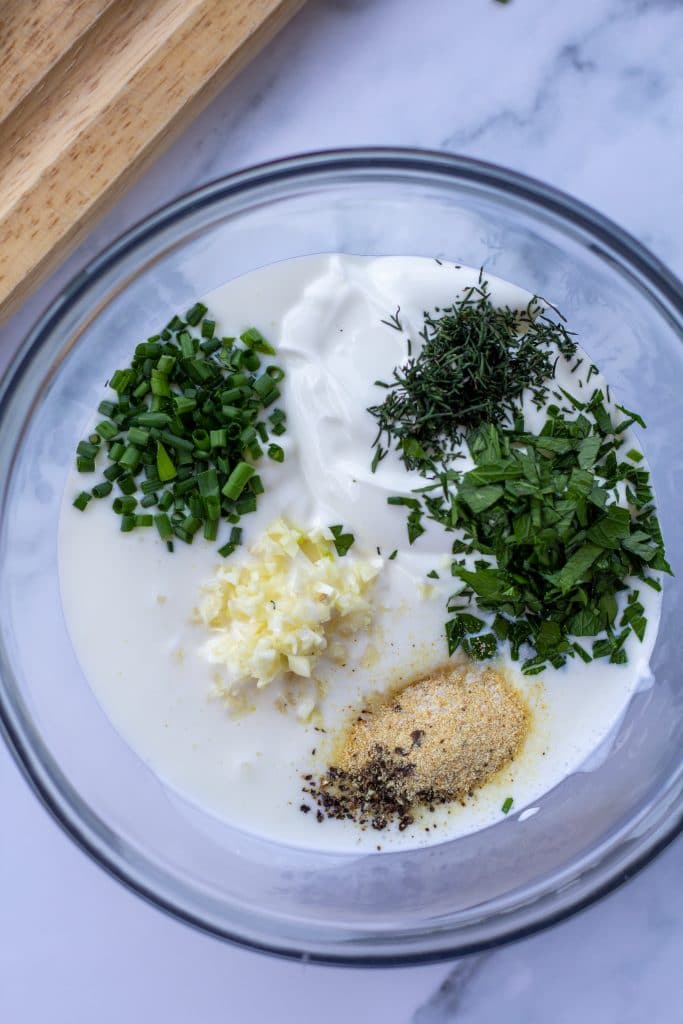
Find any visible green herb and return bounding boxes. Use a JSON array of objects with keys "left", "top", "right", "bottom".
[
  {"left": 267, "top": 443, "right": 285, "bottom": 463},
  {"left": 73, "top": 491, "right": 92, "bottom": 511},
  {"left": 72, "top": 308, "right": 286, "bottom": 551},
  {"left": 369, "top": 282, "right": 577, "bottom": 471},
  {"left": 433, "top": 409, "right": 667, "bottom": 671},
  {"left": 222, "top": 462, "right": 255, "bottom": 501},
  {"left": 372, "top": 286, "right": 670, "bottom": 673},
  {"left": 330, "top": 524, "right": 355, "bottom": 557},
  {"left": 380, "top": 307, "right": 403, "bottom": 332},
  {"left": 502, "top": 797, "right": 514, "bottom": 814}
]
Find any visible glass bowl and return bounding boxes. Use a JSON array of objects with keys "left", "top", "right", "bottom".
[{"left": 1, "top": 149, "right": 682, "bottom": 965}]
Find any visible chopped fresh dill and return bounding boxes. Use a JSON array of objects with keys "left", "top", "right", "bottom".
[
  {"left": 380, "top": 307, "right": 403, "bottom": 332},
  {"left": 369, "top": 282, "right": 577, "bottom": 472}
]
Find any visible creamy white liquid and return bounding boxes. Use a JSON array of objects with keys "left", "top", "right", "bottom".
[{"left": 58, "top": 255, "right": 661, "bottom": 852}]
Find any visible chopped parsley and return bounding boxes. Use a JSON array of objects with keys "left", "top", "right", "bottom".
[{"left": 329, "top": 524, "right": 355, "bottom": 557}]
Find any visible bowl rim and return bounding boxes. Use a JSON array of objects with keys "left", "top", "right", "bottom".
[{"left": 1, "top": 146, "right": 682, "bottom": 966}]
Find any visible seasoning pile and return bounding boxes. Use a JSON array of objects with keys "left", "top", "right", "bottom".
[{"left": 303, "top": 665, "right": 529, "bottom": 831}]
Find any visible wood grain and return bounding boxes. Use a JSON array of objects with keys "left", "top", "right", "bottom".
[{"left": 0, "top": 0, "right": 305, "bottom": 323}]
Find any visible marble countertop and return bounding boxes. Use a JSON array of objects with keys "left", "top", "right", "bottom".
[{"left": 2, "top": 1, "right": 682, "bottom": 1020}]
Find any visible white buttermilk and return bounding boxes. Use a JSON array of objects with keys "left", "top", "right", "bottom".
[{"left": 58, "top": 255, "right": 661, "bottom": 852}]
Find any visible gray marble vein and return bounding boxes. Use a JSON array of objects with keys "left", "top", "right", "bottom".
[
  {"left": 414, "top": 956, "right": 491, "bottom": 1023},
  {"left": 411, "top": 838, "right": 682, "bottom": 1022}
]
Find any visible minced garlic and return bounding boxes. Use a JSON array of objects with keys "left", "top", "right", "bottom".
[{"left": 197, "top": 519, "right": 381, "bottom": 701}]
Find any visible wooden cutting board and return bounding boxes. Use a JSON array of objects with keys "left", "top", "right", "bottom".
[{"left": 0, "top": 0, "right": 305, "bottom": 324}]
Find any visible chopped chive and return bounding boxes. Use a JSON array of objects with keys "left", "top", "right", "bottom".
[
  {"left": 174, "top": 477, "right": 197, "bottom": 497},
  {"left": 253, "top": 373, "right": 276, "bottom": 399},
  {"left": 210, "top": 428, "right": 227, "bottom": 448},
  {"left": 188, "top": 494, "right": 203, "bottom": 520},
  {"left": 127, "top": 430, "right": 150, "bottom": 450},
  {"left": 135, "top": 342, "right": 162, "bottom": 358},
  {"left": 73, "top": 491, "right": 92, "bottom": 511},
  {"left": 203, "top": 517, "right": 218, "bottom": 541},
  {"left": 156, "top": 442, "right": 177, "bottom": 482},
  {"left": 150, "top": 370, "right": 171, "bottom": 397},
  {"left": 200, "top": 337, "right": 221, "bottom": 355},
  {"left": 117, "top": 474, "right": 137, "bottom": 496},
  {"left": 198, "top": 468, "right": 219, "bottom": 498},
  {"left": 110, "top": 369, "right": 133, "bottom": 394},
  {"left": 113, "top": 496, "right": 137, "bottom": 514},
  {"left": 73, "top": 301, "right": 287, "bottom": 551},
  {"left": 243, "top": 351, "right": 261, "bottom": 372},
  {"left": 174, "top": 395, "right": 197, "bottom": 415},
  {"left": 186, "top": 302, "right": 208, "bottom": 326},
  {"left": 140, "top": 476, "right": 161, "bottom": 495},
  {"left": 179, "top": 332, "right": 195, "bottom": 359},
  {"left": 156, "top": 354, "right": 176, "bottom": 375},
  {"left": 205, "top": 497, "right": 220, "bottom": 520},
  {"left": 155, "top": 514, "right": 173, "bottom": 541},
  {"left": 222, "top": 462, "right": 255, "bottom": 500},
  {"left": 136, "top": 412, "right": 171, "bottom": 428},
  {"left": 192, "top": 428, "right": 210, "bottom": 451},
  {"left": 159, "top": 430, "right": 194, "bottom": 453},
  {"left": 502, "top": 797, "right": 514, "bottom": 814},
  {"left": 240, "top": 327, "right": 276, "bottom": 355},
  {"left": 77, "top": 441, "right": 99, "bottom": 460},
  {"left": 235, "top": 495, "right": 256, "bottom": 516},
  {"left": 119, "top": 445, "right": 142, "bottom": 470},
  {"left": 96, "top": 420, "right": 118, "bottom": 441}
]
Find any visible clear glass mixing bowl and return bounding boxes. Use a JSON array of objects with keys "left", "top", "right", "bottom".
[{"left": 1, "top": 149, "right": 682, "bottom": 965}]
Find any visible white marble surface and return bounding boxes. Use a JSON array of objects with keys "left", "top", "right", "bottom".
[{"left": 2, "top": 0, "right": 682, "bottom": 1020}]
